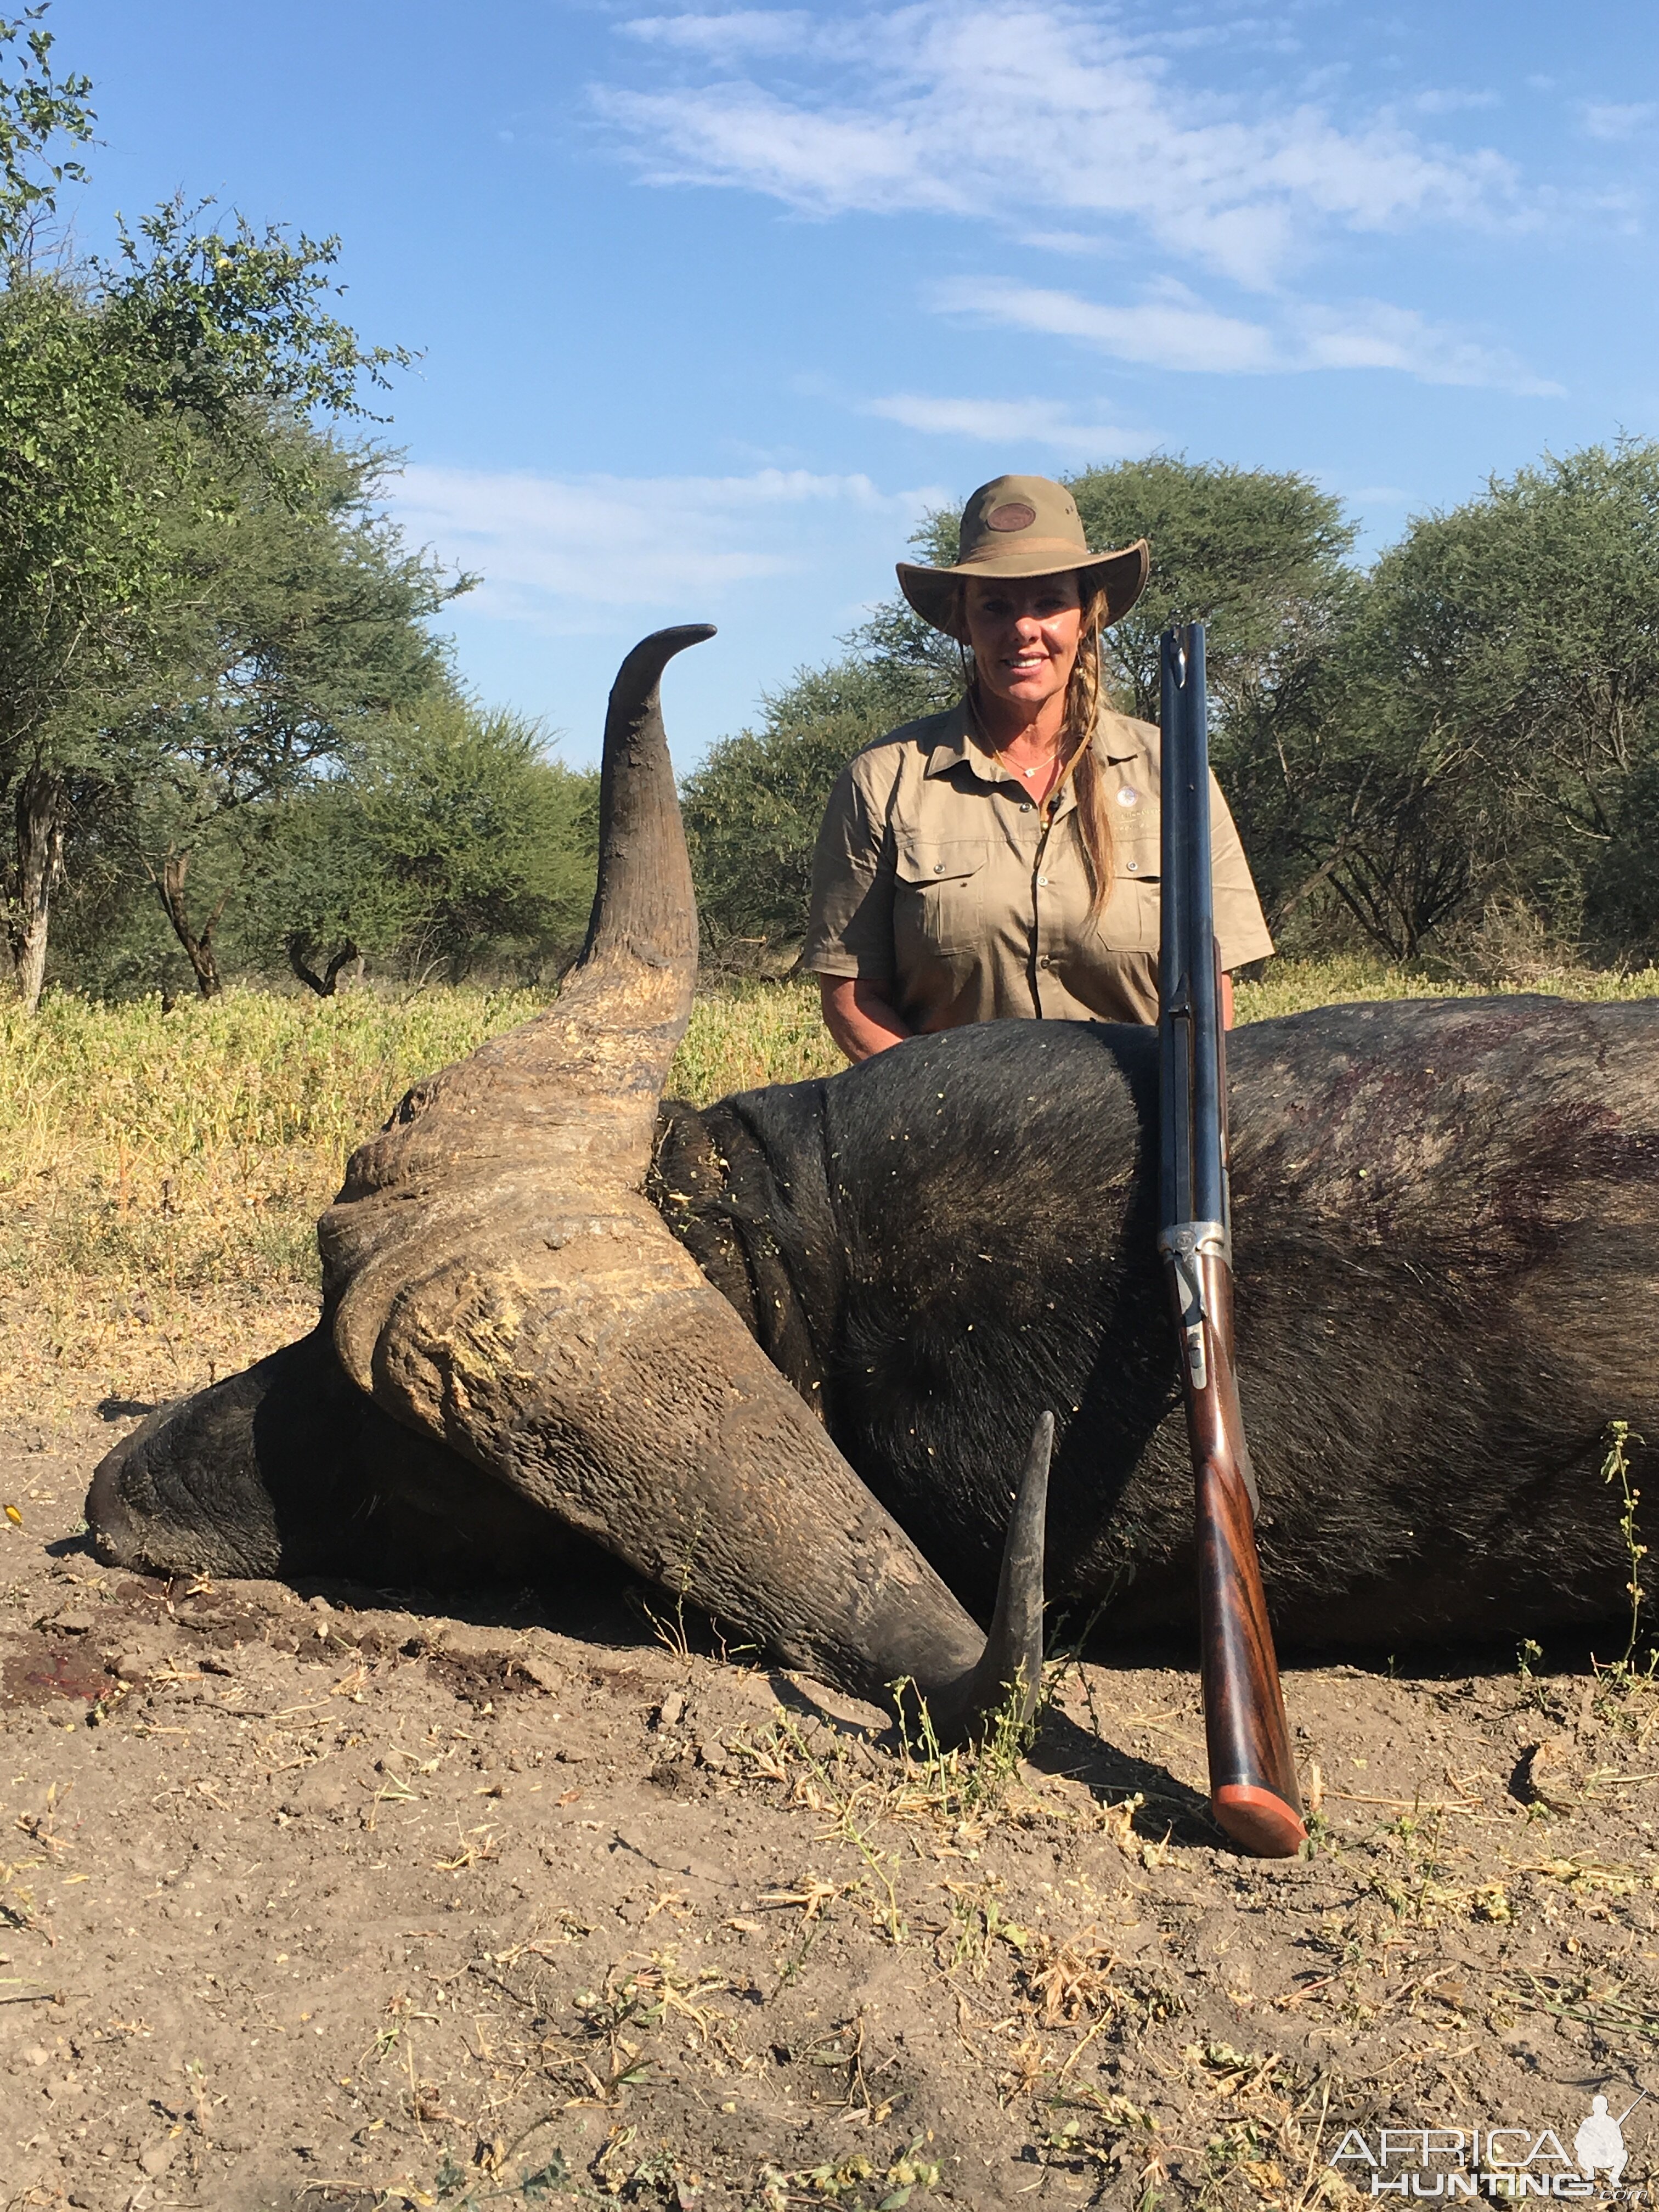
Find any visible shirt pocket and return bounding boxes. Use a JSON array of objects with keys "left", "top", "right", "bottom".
[
  {"left": 1090, "top": 828, "right": 1161, "bottom": 952},
  {"left": 892, "top": 837, "right": 990, "bottom": 958}
]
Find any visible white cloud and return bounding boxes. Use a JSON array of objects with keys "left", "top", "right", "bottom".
[
  {"left": 620, "top": 10, "right": 814, "bottom": 57},
  {"left": 1410, "top": 88, "right": 1501, "bottom": 116},
  {"left": 936, "top": 278, "right": 1563, "bottom": 394},
  {"left": 1581, "top": 101, "right": 1659, "bottom": 142},
  {"left": 598, "top": 3, "right": 1526, "bottom": 288},
  {"left": 1293, "top": 301, "right": 1562, "bottom": 393},
  {"left": 1015, "top": 228, "right": 1104, "bottom": 256},
  {"left": 866, "top": 392, "right": 1155, "bottom": 456},
  {"left": 931, "top": 278, "right": 1281, "bottom": 375},
  {"left": 392, "top": 463, "right": 944, "bottom": 630}
]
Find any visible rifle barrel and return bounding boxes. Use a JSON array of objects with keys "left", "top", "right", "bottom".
[{"left": 1158, "top": 630, "right": 1193, "bottom": 1236}]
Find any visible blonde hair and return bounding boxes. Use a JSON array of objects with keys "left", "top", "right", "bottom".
[
  {"left": 1062, "top": 585, "right": 1116, "bottom": 917},
  {"left": 957, "top": 578, "right": 1117, "bottom": 917}
]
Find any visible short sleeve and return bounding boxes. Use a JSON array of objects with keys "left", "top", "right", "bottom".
[
  {"left": 1209, "top": 774, "right": 1275, "bottom": 970},
  {"left": 803, "top": 754, "right": 900, "bottom": 984}
]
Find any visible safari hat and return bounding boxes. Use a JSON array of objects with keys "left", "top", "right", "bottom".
[{"left": 896, "top": 474, "right": 1149, "bottom": 644}]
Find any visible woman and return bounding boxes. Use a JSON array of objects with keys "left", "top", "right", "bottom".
[{"left": 804, "top": 474, "right": 1273, "bottom": 1061}]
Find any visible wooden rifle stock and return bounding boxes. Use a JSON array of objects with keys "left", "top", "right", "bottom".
[{"left": 1158, "top": 625, "right": 1305, "bottom": 1859}]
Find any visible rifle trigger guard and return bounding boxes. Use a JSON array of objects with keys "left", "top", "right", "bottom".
[{"left": 1157, "top": 1220, "right": 1229, "bottom": 1396}]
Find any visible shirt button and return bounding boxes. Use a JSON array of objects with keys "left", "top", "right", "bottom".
[
  {"left": 1039, "top": 954, "right": 1052, "bottom": 968},
  {"left": 1126, "top": 859, "right": 1138, "bottom": 872},
  {"left": 1036, "top": 874, "right": 1048, "bottom": 887},
  {"left": 934, "top": 861, "right": 945, "bottom": 873}
]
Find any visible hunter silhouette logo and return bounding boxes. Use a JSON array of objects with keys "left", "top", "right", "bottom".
[
  {"left": 1575, "top": 2092, "right": 1647, "bottom": 2191},
  {"left": 1329, "top": 2089, "right": 1651, "bottom": 2196}
]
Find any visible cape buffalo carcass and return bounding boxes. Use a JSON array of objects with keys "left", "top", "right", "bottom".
[{"left": 87, "top": 626, "right": 1659, "bottom": 1739}]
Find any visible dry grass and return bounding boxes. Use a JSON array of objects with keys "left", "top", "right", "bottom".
[
  {"left": 0, "top": 986, "right": 539, "bottom": 1431},
  {"left": 4, "top": 957, "right": 1659, "bottom": 1435}
]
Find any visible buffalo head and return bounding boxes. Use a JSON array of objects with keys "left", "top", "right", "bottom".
[{"left": 87, "top": 627, "right": 1049, "bottom": 1740}]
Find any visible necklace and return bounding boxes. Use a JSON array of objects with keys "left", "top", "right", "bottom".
[{"left": 1008, "top": 741, "right": 1066, "bottom": 778}]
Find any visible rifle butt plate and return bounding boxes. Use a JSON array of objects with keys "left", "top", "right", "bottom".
[{"left": 1212, "top": 1783, "right": 1308, "bottom": 1860}]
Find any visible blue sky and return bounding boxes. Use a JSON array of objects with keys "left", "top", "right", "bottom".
[{"left": 56, "top": 0, "right": 1659, "bottom": 768}]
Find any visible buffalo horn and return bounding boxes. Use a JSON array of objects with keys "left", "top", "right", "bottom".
[{"left": 315, "top": 625, "right": 1041, "bottom": 1736}]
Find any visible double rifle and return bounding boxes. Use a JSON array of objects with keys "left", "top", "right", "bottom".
[{"left": 1158, "top": 625, "right": 1307, "bottom": 1859}]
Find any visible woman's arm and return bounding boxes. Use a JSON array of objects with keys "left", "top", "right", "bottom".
[
  {"left": 819, "top": 976, "right": 913, "bottom": 1062},
  {"left": 830, "top": 972, "right": 1228, "bottom": 1049}
]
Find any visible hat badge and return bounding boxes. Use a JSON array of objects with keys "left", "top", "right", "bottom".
[{"left": 985, "top": 501, "right": 1037, "bottom": 532}]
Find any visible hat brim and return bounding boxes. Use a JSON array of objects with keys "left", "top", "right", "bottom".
[{"left": 895, "top": 538, "right": 1149, "bottom": 644}]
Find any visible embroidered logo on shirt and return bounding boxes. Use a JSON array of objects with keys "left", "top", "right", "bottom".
[{"left": 985, "top": 501, "right": 1037, "bottom": 532}]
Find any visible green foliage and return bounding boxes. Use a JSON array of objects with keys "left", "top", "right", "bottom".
[
  {"left": 52, "top": 699, "right": 600, "bottom": 998},
  {"left": 1585, "top": 751, "right": 1659, "bottom": 957},
  {"left": 0, "top": 273, "right": 172, "bottom": 748},
  {"left": 683, "top": 656, "right": 941, "bottom": 952},
  {"left": 0, "top": 8, "right": 462, "bottom": 1008},
  {"left": 98, "top": 420, "right": 459, "bottom": 907},
  {"left": 1350, "top": 439, "right": 1659, "bottom": 958},
  {"left": 253, "top": 701, "right": 600, "bottom": 984},
  {"left": 0, "top": 6, "right": 92, "bottom": 252},
  {"left": 98, "top": 195, "right": 415, "bottom": 429},
  {"left": 19, "top": 399, "right": 466, "bottom": 997},
  {"left": 1065, "top": 455, "right": 1359, "bottom": 724}
]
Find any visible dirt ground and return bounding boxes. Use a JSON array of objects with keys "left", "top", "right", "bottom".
[{"left": 6, "top": 1390, "right": 1659, "bottom": 2211}]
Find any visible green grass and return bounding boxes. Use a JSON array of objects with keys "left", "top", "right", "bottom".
[
  {"left": 1232, "top": 952, "right": 1659, "bottom": 1024},
  {"left": 4, "top": 958, "right": 1658, "bottom": 1429}
]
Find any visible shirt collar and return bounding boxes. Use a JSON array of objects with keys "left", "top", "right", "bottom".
[
  {"left": 924, "top": 697, "right": 1147, "bottom": 782},
  {"left": 923, "top": 698, "right": 1001, "bottom": 782}
]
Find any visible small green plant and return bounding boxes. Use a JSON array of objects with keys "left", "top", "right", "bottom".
[
  {"left": 640, "top": 1508, "right": 708, "bottom": 1672},
  {"left": 751, "top": 2137, "right": 941, "bottom": 2209},
  {"left": 892, "top": 1663, "right": 1042, "bottom": 1821},
  {"left": 1602, "top": 1419, "right": 1649, "bottom": 1668},
  {"left": 1515, "top": 1636, "right": 1547, "bottom": 1710}
]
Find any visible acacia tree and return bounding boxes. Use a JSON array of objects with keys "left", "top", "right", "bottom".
[
  {"left": 1340, "top": 441, "right": 1659, "bottom": 957},
  {"left": 0, "top": 7, "right": 438, "bottom": 1008},
  {"left": 0, "top": 13, "right": 104, "bottom": 1009},
  {"left": 99, "top": 421, "right": 458, "bottom": 995},
  {"left": 235, "top": 700, "right": 600, "bottom": 988}
]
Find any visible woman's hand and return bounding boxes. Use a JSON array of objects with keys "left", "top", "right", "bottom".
[{"left": 819, "top": 977, "right": 913, "bottom": 1063}]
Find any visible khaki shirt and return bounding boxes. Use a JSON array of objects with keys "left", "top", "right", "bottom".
[{"left": 803, "top": 699, "right": 1274, "bottom": 1029}]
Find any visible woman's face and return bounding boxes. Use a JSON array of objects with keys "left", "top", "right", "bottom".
[{"left": 963, "top": 572, "right": 1085, "bottom": 715}]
